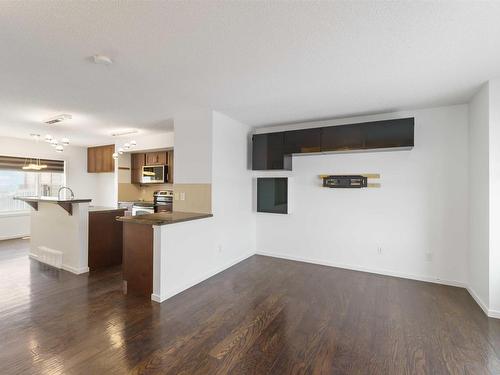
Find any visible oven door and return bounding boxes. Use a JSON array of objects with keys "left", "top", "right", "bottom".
[
  {"left": 141, "top": 165, "right": 167, "bottom": 184},
  {"left": 132, "top": 205, "right": 154, "bottom": 216}
]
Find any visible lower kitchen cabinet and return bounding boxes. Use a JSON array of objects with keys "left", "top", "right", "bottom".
[{"left": 88, "top": 208, "right": 127, "bottom": 270}]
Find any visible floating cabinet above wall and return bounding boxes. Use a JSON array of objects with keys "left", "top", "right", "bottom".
[
  {"left": 252, "top": 117, "right": 414, "bottom": 170},
  {"left": 252, "top": 133, "right": 292, "bottom": 170},
  {"left": 363, "top": 118, "right": 414, "bottom": 149},
  {"left": 284, "top": 128, "right": 321, "bottom": 154},
  {"left": 87, "top": 144, "right": 115, "bottom": 173},
  {"left": 321, "top": 123, "right": 365, "bottom": 152}
]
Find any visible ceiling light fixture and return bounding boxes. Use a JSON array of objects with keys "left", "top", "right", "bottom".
[
  {"left": 24, "top": 135, "right": 48, "bottom": 170},
  {"left": 61, "top": 138, "right": 70, "bottom": 146},
  {"left": 111, "top": 130, "right": 138, "bottom": 137},
  {"left": 44, "top": 114, "right": 72, "bottom": 125},
  {"left": 55, "top": 145, "right": 64, "bottom": 153}
]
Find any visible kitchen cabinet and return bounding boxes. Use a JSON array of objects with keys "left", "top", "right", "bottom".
[
  {"left": 252, "top": 117, "right": 414, "bottom": 170},
  {"left": 87, "top": 144, "right": 115, "bottom": 173},
  {"left": 284, "top": 128, "right": 321, "bottom": 154},
  {"left": 167, "top": 150, "right": 174, "bottom": 183},
  {"left": 88, "top": 208, "right": 127, "bottom": 270},
  {"left": 252, "top": 133, "right": 292, "bottom": 170},
  {"left": 145, "top": 151, "right": 167, "bottom": 166},
  {"left": 123, "top": 222, "right": 153, "bottom": 296},
  {"left": 320, "top": 123, "right": 366, "bottom": 152},
  {"left": 131, "top": 150, "right": 173, "bottom": 184},
  {"left": 363, "top": 118, "right": 414, "bottom": 149},
  {"left": 131, "top": 153, "right": 146, "bottom": 184},
  {"left": 321, "top": 118, "right": 414, "bottom": 152}
]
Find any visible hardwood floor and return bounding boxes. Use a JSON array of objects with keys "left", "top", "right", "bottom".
[{"left": 1, "top": 239, "right": 500, "bottom": 374}]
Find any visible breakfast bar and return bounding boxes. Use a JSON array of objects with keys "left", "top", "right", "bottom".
[{"left": 15, "top": 196, "right": 126, "bottom": 274}]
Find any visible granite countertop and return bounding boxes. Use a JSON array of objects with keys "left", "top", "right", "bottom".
[
  {"left": 14, "top": 196, "right": 92, "bottom": 203},
  {"left": 116, "top": 211, "right": 213, "bottom": 226},
  {"left": 88, "top": 206, "right": 127, "bottom": 213}
]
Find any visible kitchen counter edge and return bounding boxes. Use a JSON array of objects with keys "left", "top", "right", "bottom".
[{"left": 116, "top": 211, "right": 213, "bottom": 226}]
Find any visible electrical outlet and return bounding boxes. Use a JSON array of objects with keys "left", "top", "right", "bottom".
[
  {"left": 180, "top": 192, "right": 186, "bottom": 201},
  {"left": 218, "top": 245, "right": 222, "bottom": 254},
  {"left": 377, "top": 247, "right": 382, "bottom": 254}
]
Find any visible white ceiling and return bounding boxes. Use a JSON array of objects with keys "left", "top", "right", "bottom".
[{"left": 0, "top": 1, "right": 499, "bottom": 145}]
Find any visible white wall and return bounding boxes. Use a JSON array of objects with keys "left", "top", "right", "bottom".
[
  {"left": 488, "top": 79, "right": 500, "bottom": 314},
  {"left": 468, "top": 83, "right": 490, "bottom": 310},
  {"left": 256, "top": 105, "right": 469, "bottom": 286},
  {"left": 153, "top": 111, "right": 256, "bottom": 301},
  {"left": 0, "top": 136, "right": 107, "bottom": 239},
  {"left": 212, "top": 111, "right": 256, "bottom": 263},
  {"left": 126, "top": 132, "right": 174, "bottom": 152},
  {"left": 173, "top": 110, "right": 212, "bottom": 183}
]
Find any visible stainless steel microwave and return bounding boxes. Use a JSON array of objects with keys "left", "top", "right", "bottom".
[{"left": 141, "top": 165, "right": 168, "bottom": 184}]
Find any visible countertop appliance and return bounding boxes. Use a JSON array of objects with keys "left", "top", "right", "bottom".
[
  {"left": 132, "top": 202, "right": 155, "bottom": 216},
  {"left": 154, "top": 190, "right": 173, "bottom": 213},
  {"left": 141, "top": 165, "right": 168, "bottom": 184}
]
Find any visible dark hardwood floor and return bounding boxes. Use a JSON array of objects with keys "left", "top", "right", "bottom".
[{"left": 1, "top": 239, "right": 500, "bottom": 375}]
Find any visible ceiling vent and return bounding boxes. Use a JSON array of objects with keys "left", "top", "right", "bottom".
[{"left": 44, "top": 114, "right": 72, "bottom": 125}]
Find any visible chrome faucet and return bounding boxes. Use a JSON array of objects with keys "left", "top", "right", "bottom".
[{"left": 58, "top": 186, "right": 75, "bottom": 200}]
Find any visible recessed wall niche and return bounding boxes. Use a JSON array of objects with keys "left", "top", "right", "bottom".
[{"left": 256, "top": 177, "right": 289, "bottom": 214}]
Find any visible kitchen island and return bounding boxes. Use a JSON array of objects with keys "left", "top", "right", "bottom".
[
  {"left": 15, "top": 197, "right": 125, "bottom": 274},
  {"left": 117, "top": 211, "right": 213, "bottom": 301}
]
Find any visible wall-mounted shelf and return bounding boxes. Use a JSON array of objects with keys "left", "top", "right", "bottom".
[{"left": 319, "top": 174, "right": 381, "bottom": 188}]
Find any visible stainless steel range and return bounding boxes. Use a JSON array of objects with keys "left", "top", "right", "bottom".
[
  {"left": 131, "top": 202, "right": 154, "bottom": 216},
  {"left": 154, "top": 190, "right": 173, "bottom": 213}
]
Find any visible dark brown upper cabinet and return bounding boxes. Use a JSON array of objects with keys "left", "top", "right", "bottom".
[
  {"left": 145, "top": 151, "right": 167, "bottom": 166},
  {"left": 321, "top": 124, "right": 365, "bottom": 152},
  {"left": 251, "top": 117, "right": 414, "bottom": 170},
  {"left": 363, "top": 118, "right": 414, "bottom": 149},
  {"left": 321, "top": 118, "right": 414, "bottom": 152},
  {"left": 252, "top": 132, "right": 292, "bottom": 170},
  {"left": 284, "top": 128, "right": 321, "bottom": 154},
  {"left": 87, "top": 144, "right": 115, "bottom": 173},
  {"left": 131, "top": 153, "right": 146, "bottom": 184}
]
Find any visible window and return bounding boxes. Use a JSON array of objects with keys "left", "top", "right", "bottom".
[{"left": 0, "top": 170, "right": 65, "bottom": 212}]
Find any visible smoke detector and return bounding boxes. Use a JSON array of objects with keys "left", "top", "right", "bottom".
[
  {"left": 44, "top": 114, "right": 72, "bottom": 125},
  {"left": 92, "top": 54, "right": 113, "bottom": 66}
]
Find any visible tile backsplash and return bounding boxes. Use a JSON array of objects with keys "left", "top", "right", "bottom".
[{"left": 118, "top": 183, "right": 173, "bottom": 202}]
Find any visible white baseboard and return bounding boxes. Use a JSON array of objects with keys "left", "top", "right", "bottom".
[
  {"left": 489, "top": 309, "right": 500, "bottom": 319},
  {"left": 0, "top": 233, "right": 29, "bottom": 241},
  {"left": 30, "top": 252, "right": 89, "bottom": 275},
  {"left": 257, "top": 251, "right": 500, "bottom": 319},
  {"left": 466, "top": 286, "right": 490, "bottom": 316},
  {"left": 256, "top": 250, "right": 466, "bottom": 288},
  {"left": 152, "top": 251, "right": 255, "bottom": 303},
  {"left": 62, "top": 264, "right": 89, "bottom": 275},
  {"left": 151, "top": 294, "right": 162, "bottom": 303}
]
